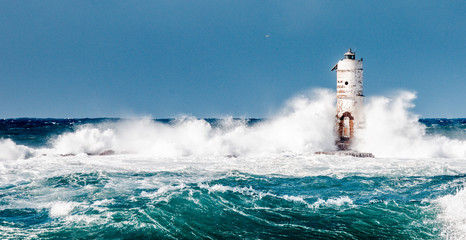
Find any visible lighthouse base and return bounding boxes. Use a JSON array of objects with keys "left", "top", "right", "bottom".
[
  {"left": 315, "top": 150, "right": 374, "bottom": 158},
  {"left": 335, "top": 137, "right": 353, "bottom": 150}
]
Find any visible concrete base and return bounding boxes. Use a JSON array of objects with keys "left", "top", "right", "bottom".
[{"left": 315, "top": 150, "right": 374, "bottom": 158}]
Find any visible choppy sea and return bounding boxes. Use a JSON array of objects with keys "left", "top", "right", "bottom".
[{"left": 1, "top": 90, "right": 465, "bottom": 239}]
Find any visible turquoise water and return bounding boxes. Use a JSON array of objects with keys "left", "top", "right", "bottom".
[
  {"left": 0, "top": 118, "right": 465, "bottom": 239},
  {"left": 3, "top": 171, "right": 462, "bottom": 239}
]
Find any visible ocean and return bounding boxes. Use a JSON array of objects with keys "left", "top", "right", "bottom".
[{"left": 0, "top": 89, "right": 465, "bottom": 239}]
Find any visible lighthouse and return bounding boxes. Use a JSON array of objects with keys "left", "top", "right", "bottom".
[
  {"left": 315, "top": 49, "right": 373, "bottom": 157},
  {"left": 331, "top": 49, "right": 364, "bottom": 150}
]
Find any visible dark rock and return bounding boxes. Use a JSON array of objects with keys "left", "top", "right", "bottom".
[
  {"left": 315, "top": 151, "right": 374, "bottom": 158},
  {"left": 99, "top": 150, "right": 115, "bottom": 156}
]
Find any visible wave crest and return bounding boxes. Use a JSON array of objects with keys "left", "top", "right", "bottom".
[
  {"left": 355, "top": 91, "right": 466, "bottom": 158},
  {"left": 42, "top": 89, "right": 466, "bottom": 159},
  {"left": 49, "top": 89, "right": 336, "bottom": 158},
  {"left": 0, "top": 139, "right": 34, "bottom": 161}
]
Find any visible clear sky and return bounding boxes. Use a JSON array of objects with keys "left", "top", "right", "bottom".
[{"left": 0, "top": 0, "right": 464, "bottom": 118}]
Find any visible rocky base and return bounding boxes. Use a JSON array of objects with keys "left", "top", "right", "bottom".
[{"left": 315, "top": 150, "right": 374, "bottom": 158}]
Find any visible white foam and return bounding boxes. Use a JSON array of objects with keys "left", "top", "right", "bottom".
[
  {"left": 199, "top": 183, "right": 261, "bottom": 197},
  {"left": 0, "top": 139, "right": 34, "bottom": 161},
  {"left": 0, "top": 88, "right": 464, "bottom": 184},
  {"left": 44, "top": 89, "right": 466, "bottom": 160},
  {"left": 140, "top": 183, "right": 188, "bottom": 203},
  {"left": 283, "top": 195, "right": 308, "bottom": 204},
  {"left": 354, "top": 91, "right": 466, "bottom": 159},
  {"left": 311, "top": 196, "right": 353, "bottom": 209},
  {"left": 49, "top": 201, "right": 76, "bottom": 218},
  {"left": 0, "top": 88, "right": 464, "bottom": 237},
  {"left": 436, "top": 187, "right": 466, "bottom": 239},
  {"left": 47, "top": 88, "right": 336, "bottom": 158},
  {"left": 52, "top": 126, "right": 116, "bottom": 155}
]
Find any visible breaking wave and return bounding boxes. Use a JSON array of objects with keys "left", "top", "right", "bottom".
[
  {"left": 49, "top": 89, "right": 336, "bottom": 158},
  {"left": 355, "top": 91, "right": 466, "bottom": 158},
  {"left": 49, "top": 89, "right": 464, "bottom": 159},
  {"left": 0, "top": 87, "right": 465, "bottom": 239},
  {"left": 436, "top": 187, "right": 466, "bottom": 239},
  {"left": 0, "top": 139, "right": 34, "bottom": 161},
  {"left": 1, "top": 89, "right": 465, "bottom": 160}
]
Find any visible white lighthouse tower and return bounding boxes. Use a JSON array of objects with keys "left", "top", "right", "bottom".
[{"left": 331, "top": 49, "right": 364, "bottom": 150}]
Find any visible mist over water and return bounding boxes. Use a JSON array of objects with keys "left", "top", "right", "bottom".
[
  {"left": 0, "top": 88, "right": 465, "bottom": 239},
  {"left": 0, "top": 89, "right": 335, "bottom": 159},
  {"left": 356, "top": 91, "right": 466, "bottom": 159},
  {"left": 1, "top": 88, "right": 463, "bottom": 160}
]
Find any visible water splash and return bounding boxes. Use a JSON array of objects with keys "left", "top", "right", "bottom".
[
  {"left": 0, "top": 139, "right": 33, "bottom": 161},
  {"left": 0, "top": 89, "right": 465, "bottom": 239},
  {"left": 355, "top": 91, "right": 466, "bottom": 158},
  {"left": 49, "top": 89, "right": 336, "bottom": 158},
  {"left": 436, "top": 187, "right": 466, "bottom": 239},
  {"left": 0, "top": 88, "right": 464, "bottom": 160}
]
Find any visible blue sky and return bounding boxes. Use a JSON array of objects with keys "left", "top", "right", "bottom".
[{"left": 0, "top": 0, "right": 464, "bottom": 118}]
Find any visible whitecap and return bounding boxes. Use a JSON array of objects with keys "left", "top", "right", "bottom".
[
  {"left": 49, "top": 201, "right": 76, "bottom": 218},
  {"left": 435, "top": 187, "right": 466, "bottom": 239}
]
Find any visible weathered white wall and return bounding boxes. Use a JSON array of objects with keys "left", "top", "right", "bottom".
[{"left": 335, "top": 58, "right": 364, "bottom": 129}]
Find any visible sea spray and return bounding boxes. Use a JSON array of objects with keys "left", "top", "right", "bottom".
[
  {"left": 0, "top": 88, "right": 465, "bottom": 239},
  {"left": 49, "top": 89, "right": 336, "bottom": 158},
  {"left": 52, "top": 127, "right": 116, "bottom": 155},
  {"left": 436, "top": 187, "right": 466, "bottom": 239},
  {"left": 0, "top": 139, "right": 33, "bottom": 161},
  {"left": 355, "top": 91, "right": 466, "bottom": 159},
  {"left": 0, "top": 89, "right": 463, "bottom": 161},
  {"left": 47, "top": 89, "right": 465, "bottom": 159}
]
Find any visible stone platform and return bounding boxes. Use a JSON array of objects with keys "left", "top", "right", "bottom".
[{"left": 315, "top": 151, "right": 374, "bottom": 158}]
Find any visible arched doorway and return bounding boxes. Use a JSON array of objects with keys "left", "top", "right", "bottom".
[
  {"left": 338, "top": 112, "right": 354, "bottom": 139},
  {"left": 337, "top": 112, "right": 354, "bottom": 150}
]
